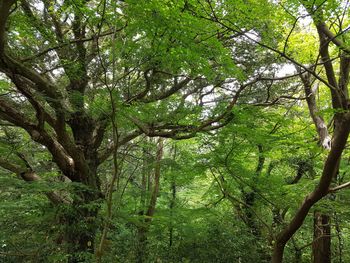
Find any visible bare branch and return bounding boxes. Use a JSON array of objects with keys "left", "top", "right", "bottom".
[{"left": 328, "top": 181, "right": 350, "bottom": 193}]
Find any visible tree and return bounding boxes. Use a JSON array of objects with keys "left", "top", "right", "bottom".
[
  {"left": 4, "top": 0, "right": 350, "bottom": 262},
  {"left": 0, "top": 0, "right": 269, "bottom": 261},
  {"left": 197, "top": 0, "right": 350, "bottom": 261}
]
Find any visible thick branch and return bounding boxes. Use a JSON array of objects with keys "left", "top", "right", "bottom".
[
  {"left": 315, "top": 25, "right": 343, "bottom": 109},
  {"left": 145, "top": 138, "right": 163, "bottom": 219},
  {"left": 0, "top": 98, "right": 76, "bottom": 180},
  {"left": 300, "top": 71, "right": 331, "bottom": 149},
  {"left": 273, "top": 113, "right": 350, "bottom": 262},
  {"left": 316, "top": 22, "right": 350, "bottom": 54},
  {"left": 130, "top": 78, "right": 256, "bottom": 139},
  {"left": 97, "top": 129, "right": 142, "bottom": 164},
  {"left": 0, "top": 156, "right": 69, "bottom": 204},
  {"left": 0, "top": 0, "right": 15, "bottom": 53},
  {"left": 142, "top": 78, "right": 192, "bottom": 103},
  {"left": 10, "top": 74, "right": 57, "bottom": 129},
  {"left": 0, "top": 54, "right": 65, "bottom": 111}
]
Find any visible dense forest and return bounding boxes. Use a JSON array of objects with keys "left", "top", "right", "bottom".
[{"left": 1, "top": 0, "right": 350, "bottom": 262}]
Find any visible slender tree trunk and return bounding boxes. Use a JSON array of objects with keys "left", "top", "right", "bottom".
[
  {"left": 334, "top": 212, "right": 343, "bottom": 263},
  {"left": 137, "top": 138, "right": 163, "bottom": 263},
  {"left": 291, "top": 238, "right": 302, "bottom": 263},
  {"left": 137, "top": 142, "right": 149, "bottom": 263},
  {"left": 169, "top": 179, "right": 176, "bottom": 248},
  {"left": 136, "top": 138, "right": 152, "bottom": 263},
  {"left": 243, "top": 145, "right": 265, "bottom": 236},
  {"left": 298, "top": 53, "right": 337, "bottom": 263},
  {"left": 312, "top": 212, "right": 331, "bottom": 263},
  {"left": 137, "top": 225, "right": 148, "bottom": 263}
]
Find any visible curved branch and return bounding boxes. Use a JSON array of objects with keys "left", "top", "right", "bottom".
[
  {"left": 272, "top": 113, "right": 350, "bottom": 262},
  {"left": 299, "top": 71, "right": 331, "bottom": 149},
  {"left": 97, "top": 130, "right": 143, "bottom": 164},
  {"left": 0, "top": 156, "right": 70, "bottom": 204},
  {"left": 0, "top": 0, "right": 16, "bottom": 53}
]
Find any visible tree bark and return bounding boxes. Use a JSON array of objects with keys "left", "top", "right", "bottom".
[
  {"left": 300, "top": 70, "right": 332, "bottom": 263},
  {"left": 334, "top": 212, "right": 343, "bottom": 263},
  {"left": 137, "top": 138, "right": 163, "bottom": 263},
  {"left": 272, "top": 113, "right": 350, "bottom": 263},
  {"left": 312, "top": 212, "right": 331, "bottom": 263},
  {"left": 272, "top": 243, "right": 285, "bottom": 263},
  {"left": 169, "top": 179, "right": 176, "bottom": 248},
  {"left": 65, "top": 165, "right": 101, "bottom": 263},
  {"left": 272, "top": 4, "right": 350, "bottom": 261}
]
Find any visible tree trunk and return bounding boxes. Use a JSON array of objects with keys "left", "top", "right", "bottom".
[
  {"left": 65, "top": 190, "right": 100, "bottom": 262},
  {"left": 291, "top": 239, "right": 302, "bottom": 263},
  {"left": 334, "top": 212, "right": 343, "bottom": 263},
  {"left": 64, "top": 115, "right": 102, "bottom": 262},
  {"left": 242, "top": 144, "right": 265, "bottom": 236},
  {"left": 65, "top": 168, "right": 101, "bottom": 263},
  {"left": 137, "top": 226, "right": 148, "bottom": 263},
  {"left": 271, "top": 243, "right": 285, "bottom": 263},
  {"left": 312, "top": 212, "right": 331, "bottom": 263},
  {"left": 271, "top": 113, "right": 350, "bottom": 263},
  {"left": 169, "top": 179, "right": 176, "bottom": 248},
  {"left": 136, "top": 138, "right": 163, "bottom": 263},
  {"left": 137, "top": 143, "right": 149, "bottom": 263}
]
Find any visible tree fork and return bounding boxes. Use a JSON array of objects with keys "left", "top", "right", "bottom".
[{"left": 272, "top": 113, "right": 350, "bottom": 263}]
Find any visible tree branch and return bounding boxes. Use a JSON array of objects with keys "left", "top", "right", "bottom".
[
  {"left": 0, "top": 0, "right": 16, "bottom": 53},
  {"left": 328, "top": 181, "right": 350, "bottom": 193},
  {"left": 0, "top": 156, "right": 70, "bottom": 204}
]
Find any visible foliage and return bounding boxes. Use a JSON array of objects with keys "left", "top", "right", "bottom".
[{"left": 1, "top": 0, "right": 350, "bottom": 263}]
